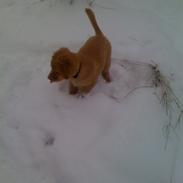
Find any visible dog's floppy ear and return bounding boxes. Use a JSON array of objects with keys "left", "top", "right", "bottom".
[
  {"left": 59, "top": 58, "right": 72, "bottom": 79},
  {"left": 60, "top": 58, "right": 71, "bottom": 71}
]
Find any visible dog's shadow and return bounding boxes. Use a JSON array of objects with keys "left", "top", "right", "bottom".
[{"left": 58, "top": 80, "right": 69, "bottom": 93}]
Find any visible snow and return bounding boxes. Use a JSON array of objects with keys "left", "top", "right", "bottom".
[{"left": 0, "top": 0, "right": 183, "bottom": 183}]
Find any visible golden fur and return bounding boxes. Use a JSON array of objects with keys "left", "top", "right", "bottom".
[{"left": 48, "top": 8, "right": 111, "bottom": 95}]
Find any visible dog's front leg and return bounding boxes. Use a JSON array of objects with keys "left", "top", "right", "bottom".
[
  {"left": 69, "top": 82, "right": 78, "bottom": 95},
  {"left": 79, "top": 83, "right": 95, "bottom": 94}
]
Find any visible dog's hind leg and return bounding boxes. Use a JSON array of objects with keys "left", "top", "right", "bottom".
[
  {"left": 102, "top": 47, "right": 111, "bottom": 83},
  {"left": 102, "top": 70, "right": 111, "bottom": 83}
]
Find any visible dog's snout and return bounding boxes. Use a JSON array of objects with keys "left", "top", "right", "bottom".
[
  {"left": 48, "top": 72, "right": 57, "bottom": 82},
  {"left": 48, "top": 73, "right": 52, "bottom": 80}
]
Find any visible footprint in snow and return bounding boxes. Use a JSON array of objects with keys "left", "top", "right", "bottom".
[{"left": 43, "top": 133, "right": 55, "bottom": 147}]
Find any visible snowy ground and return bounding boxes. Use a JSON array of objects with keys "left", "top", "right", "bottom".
[{"left": 0, "top": 0, "right": 183, "bottom": 183}]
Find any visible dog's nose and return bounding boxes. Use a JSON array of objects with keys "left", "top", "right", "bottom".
[
  {"left": 48, "top": 72, "right": 63, "bottom": 82},
  {"left": 48, "top": 73, "right": 51, "bottom": 81},
  {"left": 48, "top": 73, "right": 55, "bottom": 82}
]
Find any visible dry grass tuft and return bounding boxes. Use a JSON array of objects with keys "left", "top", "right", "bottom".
[
  {"left": 112, "top": 58, "right": 183, "bottom": 148},
  {"left": 150, "top": 61, "right": 183, "bottom": 148}
]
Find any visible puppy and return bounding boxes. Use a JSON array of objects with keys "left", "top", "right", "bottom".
[{"left": 48, "top": 8, "right": 111, "bottom": 95}]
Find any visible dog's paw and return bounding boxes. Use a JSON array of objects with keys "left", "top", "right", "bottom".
[{"left": 76, "top": 93, "right": 85, "bottom": 99}]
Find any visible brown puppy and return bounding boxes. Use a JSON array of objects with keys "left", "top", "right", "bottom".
[{"left": 48, "top": 8, "right": 111, "bottom": 95}]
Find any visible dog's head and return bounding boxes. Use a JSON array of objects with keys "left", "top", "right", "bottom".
[{"left": 48, "top": 48, "right": 78, "bottom": 83}]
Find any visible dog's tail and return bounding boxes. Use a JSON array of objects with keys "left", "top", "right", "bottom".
[{"left": 85, "top": 8, "right": 103, "bottom": 36}]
